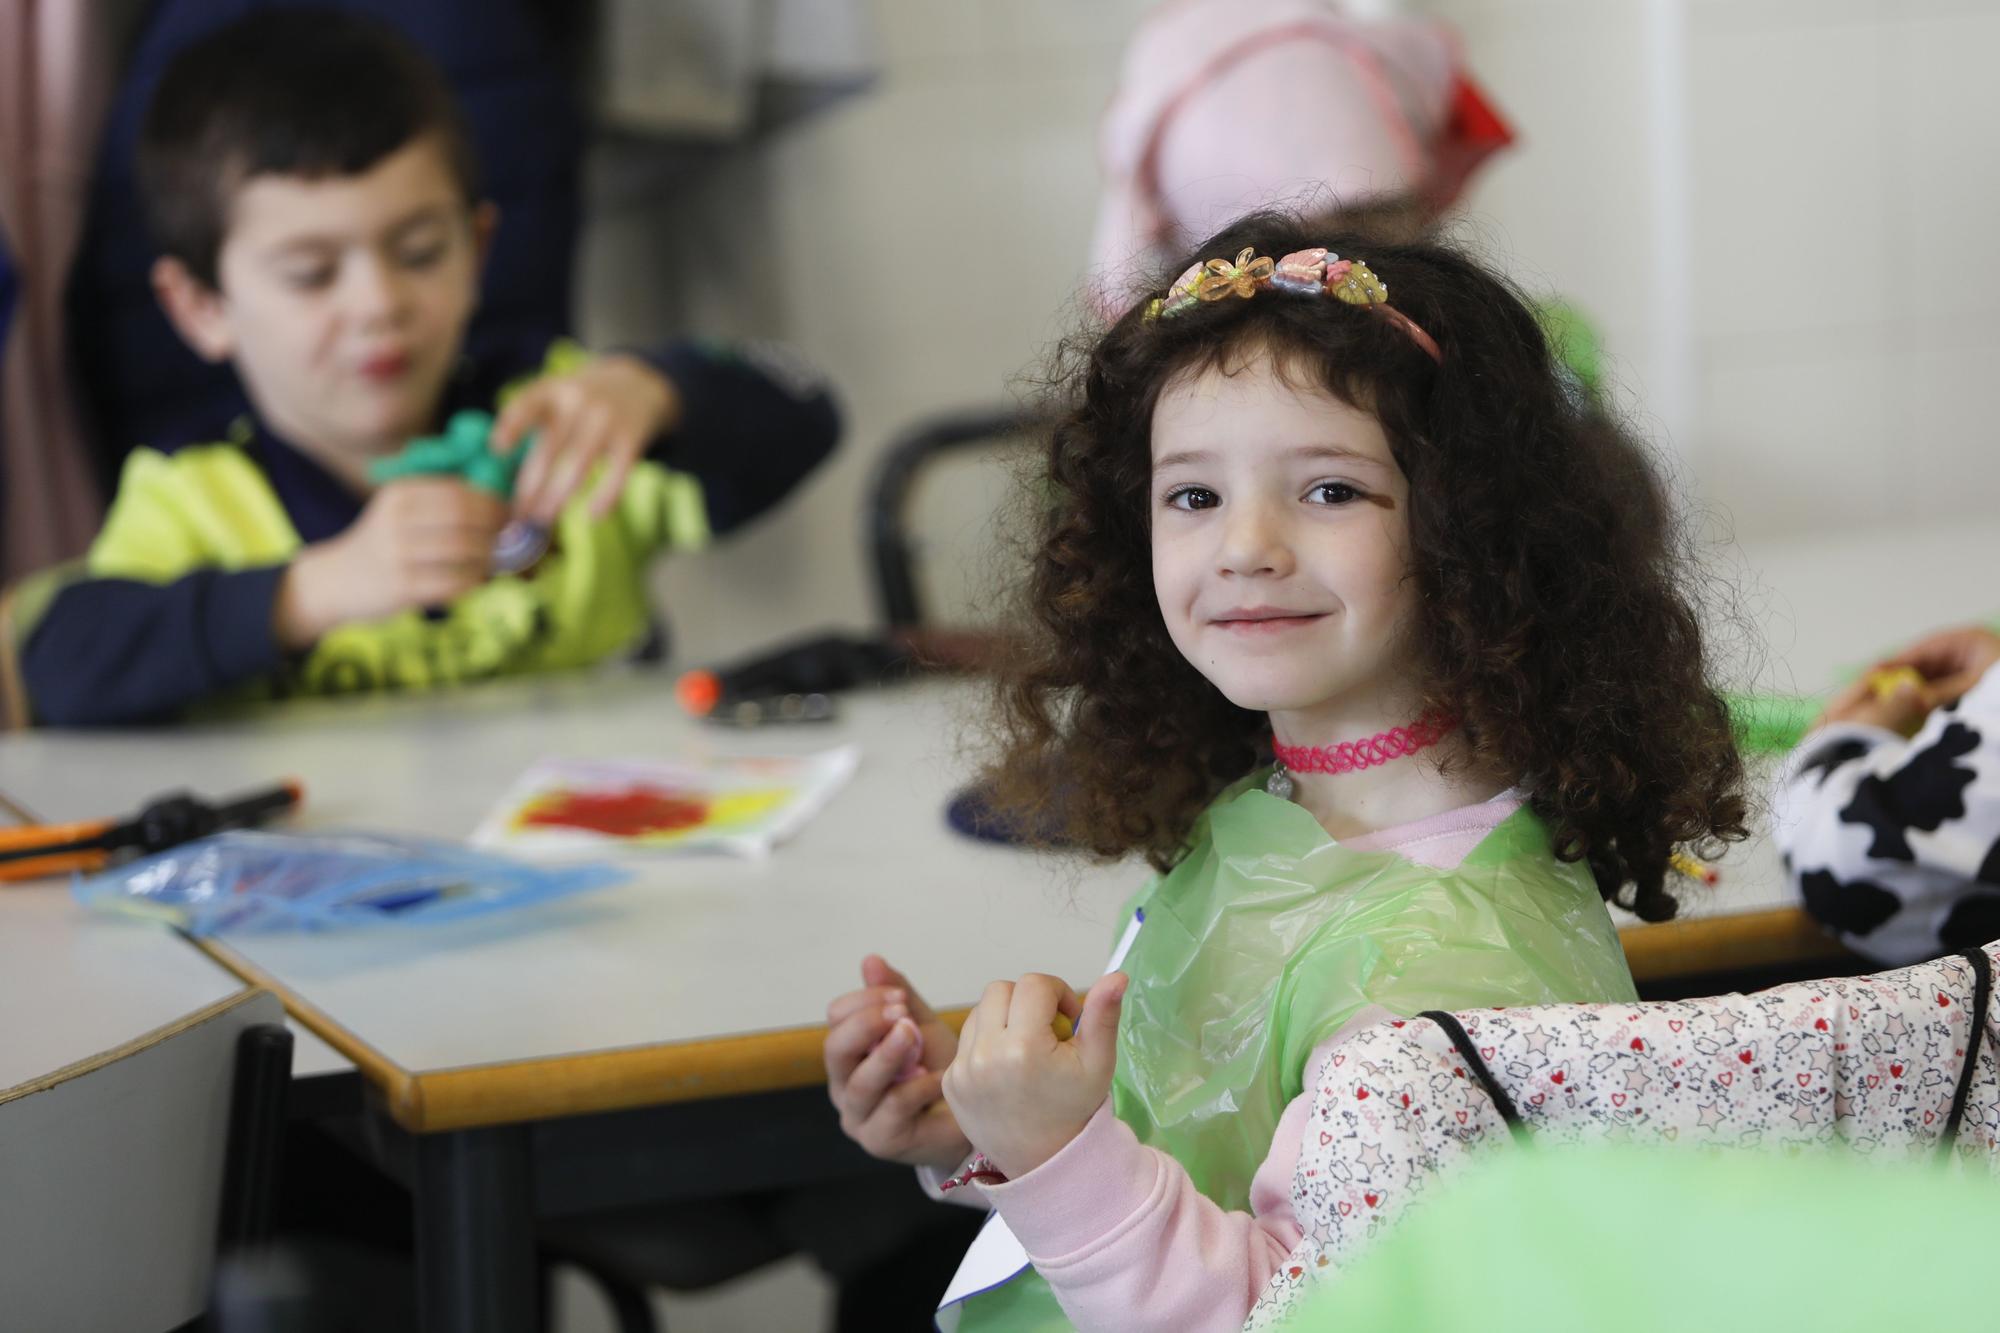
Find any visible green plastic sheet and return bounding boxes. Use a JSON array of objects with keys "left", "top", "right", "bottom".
[
  {"left": 957, "top": 775, "right": 1637, "bottom": 1331},
  {"left": 1290, "top": 1144, "right": 2000, "bottom": 1331}
]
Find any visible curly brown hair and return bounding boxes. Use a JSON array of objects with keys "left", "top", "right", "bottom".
[{"left": 985, "top": 212, "right": 1747, "bottom": 922}]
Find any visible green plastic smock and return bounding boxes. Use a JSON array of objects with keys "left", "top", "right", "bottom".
[{"left": 954, "top": 774, "right": 1638, "bottom": 1332}]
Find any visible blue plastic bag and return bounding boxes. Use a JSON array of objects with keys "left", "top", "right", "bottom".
[{"left": 73, "top": 830, "right": 626, "bottom": 934}]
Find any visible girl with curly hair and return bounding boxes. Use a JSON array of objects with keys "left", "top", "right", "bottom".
[{"left": 823, "top": 212, "right": 1747, "bottom": 1333}]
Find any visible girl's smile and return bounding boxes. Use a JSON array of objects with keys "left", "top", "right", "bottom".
[{"left": 1209, "top": 607, "right": 1331, "bottom": 633}]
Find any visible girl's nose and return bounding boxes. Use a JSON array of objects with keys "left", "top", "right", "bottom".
[{"left": 1217, "top": 499, "right": 1293, "bottom": 578}]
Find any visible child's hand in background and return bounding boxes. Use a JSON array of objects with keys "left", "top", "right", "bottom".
[
  {"left": 1812, "top": 673, "right": 1930, "bottom": 737},
  {"left": 824, "top": 955, "right": 970, "bottom": 1170},
  {"left": 490, "top": 354, "right": 680, "bottom": 525},
  {"left": 275, "top": 478, "right": 508, "bottom": 647},
  {"left": 1812, "top": 625, "right": 2000, "bottom": 736},
  {"left": 1880, "top": 625, "right": 2000, "bottom": 707},
  {"left": 942, "top": 970, "right": 1127, "bottom": 1180}
]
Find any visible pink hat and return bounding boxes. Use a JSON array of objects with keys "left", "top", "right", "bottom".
[{"left": 1089, "top": 0, "right": 1513, "bottom": 317}]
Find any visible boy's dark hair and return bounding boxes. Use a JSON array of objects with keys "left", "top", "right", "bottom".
[
  {"left": 987, "top": 210, "right": 1747, "bottom": 922},
  {"left": 136, "top": 8, "right": 479, "bottom": 287}
]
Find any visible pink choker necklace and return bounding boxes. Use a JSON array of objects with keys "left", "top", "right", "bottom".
[{"left": 1266, "top": 712, "right": 1458, "bottom": 799}]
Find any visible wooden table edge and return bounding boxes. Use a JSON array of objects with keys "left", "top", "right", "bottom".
[
  {"left": 195, "top": 933, "right": 981, "bottom": 1133},
  {"left": 1618, "top": 904, "right": 1855, "bottom": 983},
  {"left": 193, "top": 936, "right": 426, "bottom": 1123},
  {"left": 197, "top": 907, "right": 1853, "bottom": 1133},
  {"left": 0, "top": 987, "right": 274, "bottom": 1107}
]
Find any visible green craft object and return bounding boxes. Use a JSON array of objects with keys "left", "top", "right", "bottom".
[
  {"left": 1724, "top": 690, "right": 1822, "bottom": 756},
  {"left": 368, "top": 410, "right": 529, "bottom": 498},
  {"left": 1534, "top": 298, "right": 1604, "bottom": 400},
  {"left": 1290, "top": 1145, "right": 2000, "bottom": 1332}
]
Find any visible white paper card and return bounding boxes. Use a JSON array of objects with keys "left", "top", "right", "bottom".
[{"left": 469, "top": 748, "right": 858, "bottom": 858}]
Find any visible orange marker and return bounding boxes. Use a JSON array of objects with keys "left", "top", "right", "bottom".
[{"left": 675, "top": 670, "right": 722, "bottom": 717}]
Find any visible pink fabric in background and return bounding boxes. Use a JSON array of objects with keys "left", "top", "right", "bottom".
[
  {"left": 1088, "top": 0, "right": 1503, "bottom": 319},
  {"left": 0, "top": 0, "right": 119, "bottom": 580}
]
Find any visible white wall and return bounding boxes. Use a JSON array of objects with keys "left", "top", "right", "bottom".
[
  {"left": 580, "top": 0, "right": 2000, "bottom": 669},
  {"left": 1433, "top": 0, "right": 2000, "bottom": 540},
  {"left": 582, "top": 0, "right": 1157, "bottom": 665}
]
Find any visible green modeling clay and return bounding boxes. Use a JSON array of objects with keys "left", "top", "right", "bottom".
[
  {"left": 368, "top": 410, "right": 527, "bottom": 497},
  {"left": 369, "top": 411, "right": 548, "bottom": 573},
  {"left": 1723, "top": 691, "right": 1822, "bottom": 757}
]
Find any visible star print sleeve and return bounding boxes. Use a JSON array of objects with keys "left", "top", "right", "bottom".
[
  {"left": 1773, "top": 664, "right": 2000, "bottom": 966},
  {"left": 974, "top": 1034, "right": 1353, "bottom": 1333}
]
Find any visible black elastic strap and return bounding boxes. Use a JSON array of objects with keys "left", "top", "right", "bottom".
[
  {"left": 1421, "top": 1010, "right": 1530, "bottom": 1139},
  {"left": 1941, "top": 947, "right": 1993, "bottom": 1151}
]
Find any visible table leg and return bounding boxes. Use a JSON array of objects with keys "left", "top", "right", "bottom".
[{"left": 414, "top": 1125, "right": 537, "bottom": 1333}]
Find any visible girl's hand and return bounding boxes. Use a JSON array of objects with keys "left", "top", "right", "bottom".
[
  {"left": 942, "top": 971, "right": 1128, "bottom": 1180},
  {"left": 489, "top": 354, "right": 681, "bottom": 525},
  {"left": 824, "top": 956, "right": 970, "bottom": 1170}
]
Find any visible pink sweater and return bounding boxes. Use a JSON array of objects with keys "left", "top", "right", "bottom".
[{"left": 976, "top": 793, "right": 1522, "bottom": 1333}]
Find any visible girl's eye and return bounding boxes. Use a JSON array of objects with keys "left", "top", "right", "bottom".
[
  {"left": 1164, "top": 485, "right": 1219, "bottom": 511},
  {"left": 1308, "top": 481, "right": 1362, "bottom": 506},
  {"left": 283, "top": 268, "right": 336, "bottom": 291},
  {"left": 397, "top": 242, "right": 447, "bottom": 270}
]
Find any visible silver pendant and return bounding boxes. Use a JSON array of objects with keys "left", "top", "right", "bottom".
[{"left": 1265, "top": 761, "right": 1294, "bottom": 801}]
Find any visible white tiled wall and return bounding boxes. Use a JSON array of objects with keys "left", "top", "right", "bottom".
[
  {"left": 1678, "top": 0, "right": 2000, "bottom": 537},
  {"left": 581, "top": 0, "right": 1154, "bottom": 664},
  {"left": 581, "top": 0, "right": 2000, "bottom": 665}
]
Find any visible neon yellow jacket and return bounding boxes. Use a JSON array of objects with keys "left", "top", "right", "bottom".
[
  {"left": 86, "top": 439, "right": 707, "bottom": 705},
  {"left": 19, "top": 339, "right": 838, "bottom": 723}
]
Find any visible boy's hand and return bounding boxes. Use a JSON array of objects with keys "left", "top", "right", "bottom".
[
  {"left": 824, "top": 956, "right": 970, "bottom": 1170},
  {"left": 490, "top": 354, "right": 680, "bottom": 526},
  {"left": 942, "top": 971, "right": 1127, "bottom": 1180},
  {"left": 274, "top": 478, "right": 508, "bottom": 649}
]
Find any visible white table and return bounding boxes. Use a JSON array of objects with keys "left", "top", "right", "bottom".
[
  {"left": 0, "top": 882, "right": 244, "bottom": 1091},
  {"left": 1727, "top": 518, "right": 2000, "bottom": 702},
  {"left": 0, "top": 880, "right": 350, "bottom": 1088},
  {"left": 0, "top": 674, "right": 1133, "bottom": 1120},
  {"left": 0, "top": 671, "right": 1138, "bottom": 1333}
]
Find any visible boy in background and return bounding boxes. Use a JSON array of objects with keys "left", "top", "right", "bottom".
[{"left": 22, "top": 9, "right": 837, "bottom": 724}]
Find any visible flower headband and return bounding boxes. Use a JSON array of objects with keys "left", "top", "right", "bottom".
[{"left": 1143, "top": 246, "right": 1442, "bottom": 362}]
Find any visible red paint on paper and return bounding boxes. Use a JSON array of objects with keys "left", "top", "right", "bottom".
[{"left": 518, "top": 785, "right": 710, "bottom": 838}]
